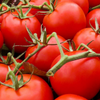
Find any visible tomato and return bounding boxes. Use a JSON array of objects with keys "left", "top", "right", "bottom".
[
  {"left": 0, "top": 56, "right": 24, "bottom": 82},
  {"left": 56, "top": 0, "right": 89, "bottom": 15},
  {"left": 88, "top": 0, "right": 100, "bottom": 8},
  {"left": 43, "top": 1, "right": 86, "bottom": 40},
  {"left": 1, "top": 11, "right": 41, "bottom": 53},
  {"left": 25, "top": 34, "right": 69, "bottom": 72},
  {"left": 0, "top": 74, "right": 54, "bottom": 100},
  {"left": 55, "top": 94, "right": 88, "bottom": 100},
  {"left": 18, "top": 0, "right": 50, "bottom": 23},
  {"left": 0, "top": 31, "right": 3, "bottom": 48},
  {"left": 86, "top": 9, "right": 100, "bottom": 28},
  {"left": 50, "top": 50, "right": 100, "bottom": 99},
  {"left": 73, "top": 28, "right": 100, "bottom": 53}
]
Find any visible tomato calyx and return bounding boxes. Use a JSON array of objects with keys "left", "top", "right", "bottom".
[
  {"left": 0, "top": 67, "right": 33, "bottom": 90},
  {"left": 89, "top": 18, "right": 100, "bottom": 34}
]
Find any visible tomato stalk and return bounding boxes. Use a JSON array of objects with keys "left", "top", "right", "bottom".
[
  {"left": 0, "top": 1, "right": 53, "bottom": 15},
  {"left": 46, "top": 43, "right": 100, "bottom": 76}
]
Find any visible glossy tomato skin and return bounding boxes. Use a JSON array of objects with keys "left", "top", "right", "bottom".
[
  {"left": 1, "top": 11, "right": 41, "bottom": 53},
  {"left": 50, "top": 51, "right": 100, "bottom": 99},
  {"left": 25, "top": 34, "right": 69, "bottom": 72},
  {"left": 0, "top": 74, "right": 54, "bottom": 100},
  {"left": 0, "top": 56, "right": 24, "bottom": 82},
  {"left": 86, "top": 9, "right": 100, "bottom": 28},
  {"left": 43, "top": 1, "right": 86, "bottom": 40},
  {"left": 0, "top": 31, "right": 3, "bottom": 48},
  {"left": 73, "top": 28, "right": 100, "bottom": 53},
  {"left": 56, "top": 0, "right": 89, "bottom": 15},
  {"left": 55, "top": 94, "right": 88, "bottom": 100},
  {"left": 19, "top": 0, "right": 50, "bottom": 23},
  {"left": 88, "top": 0, "right": 100, "bottom": 8}
]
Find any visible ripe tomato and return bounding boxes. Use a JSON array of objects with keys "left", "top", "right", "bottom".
[
  {"left": 50, "top": 50, "right": 100, "bottom": 99},
  {"left": 0, "top": 74, "right": 54, "bottom": 100},
  {"left": 43, "top": 1, "right": 86, "bottom": 40},
  {"left": 56, "top": 0, "right": 89, "bottom": 15},
  {"left": 18, "top": 0, "right": 50, "bottom": 23},
  {"left": 1, "top": 11, "right": 41, "bottom": 53},
  {"left": 25, "top": 34, "right": 69, "bottom": 72},
  {"left": 0, "top": 31, "right": 3, "bottom": 48},
  {"left": 0, "top": 56, "right": 24, "bottom": 82},
  {"left": 55, "top": 94, "right": 88, "bottom": 100},
  {"left": 86, "top": 9, "right": 100, "bottom": 28},
  {"left": 88, "top": 0, "right": 100, "bottom": 8},
  {"left": 73, "top": 28, "right": 100, "bottom": 53}
]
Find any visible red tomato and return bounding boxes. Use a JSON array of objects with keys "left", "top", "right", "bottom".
[
  {"left": 73, "top": 28, "right": 100, "bottom": 53},
  {"left": 88, "top": 0, "right": 100, "bottom": 8},
  {"left": 55, "top": 94, "right": 88, "bottom": 100},
  {"left": 56, "top": 0, "right": 89, "bottom": 15},
  {"left": 50, "top": 50, "right": 100, "bottom": 99},
  {"left": 43, "top": 1, "right": 86, "bottom": 40},
  {"left": 0, "top": 74, "right": 54, "bottom": 100},
  {"left": 0, "top": 31, "right": 3, "bottom": 48},
  {"left": 18, "top": 0, "right": 50, "bottom": 23},
  {"left": 86, "top": 9, "right": 100, "bottom": 28},
  {"left": 0, "top": 56, "right": 24, "bottom": 82},
  {"left": 1, "top": 11, "right": 41, "bottom": 53},
  {"left": 25, "top": 34, "right": 69, "bottom": 72}
]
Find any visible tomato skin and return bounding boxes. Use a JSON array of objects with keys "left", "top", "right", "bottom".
[
  {"left": 55, "top": 94, "right": 88, "bottom": 100},
  {"left": 0, "top": 74, "right": 54, "bottom": 100},
  {"left": 0, "top": 56, "right": 24, "bottom": 82},
  {"left": 1, "top": 11, "right": 41, "bottom": 53},
  {"left": 0, "top": 31, "right": 4, "bottom": 48},
  {"left": 86, "top": 9, "right": 100, "bottom": 28},
  {"left": 50, "top": 50, "right": 100, "bottom": 99},
  {"left": 56, "top": 0, "right": 89, "bottom": 15},
  {"left": 43, "top": 1, "right": 86, "bottom": 40},
  {"left": 73, "top": 28, "right": 100, "bottom": 53},
  {"left": 25, "top": 34, "right": 69, "bottom": 72},
  {"left": 88, "top": 0, "right": 100, "bottom": 8}
]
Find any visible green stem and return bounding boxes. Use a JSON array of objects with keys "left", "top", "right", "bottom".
[
  {"left": 13, "top": 44, "right": 44, "bottom": 74},
  {"left": 47, "top": 32, "right": 65, "bottom": 58},
  {"left": 0, "top": 2, "right": 50, "bottom": 15},
  {"left": 91, "top": 4, "right": 100, "bottom": 10}
]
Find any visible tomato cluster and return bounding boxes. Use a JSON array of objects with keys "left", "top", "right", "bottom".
[{"left": 0, "top": 0, "right": 100, "bottom": 100}]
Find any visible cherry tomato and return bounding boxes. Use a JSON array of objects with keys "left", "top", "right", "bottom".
[
  {"left": 55, "top": 94, "right": 88, "bottom": 100},
  {"left": 50, "top": 50, "right": 100, "bottom": 99},
  {"left": 0, "top": 74, "right": 54, "bottom": 100},
  {"left": 86, "top": 8, "right": 100, "bottom": 28},
  {"left": 1, "top": 11, "right": 41, "bottom": 53},
  {"left": 25, "top": 34, "right": 69, "bottom": 72},
  {"left": 73, "top": 28, "right": 100, "bottom": 53},
  {"left": 43, "top": 1, "right": 86, "bottom": 40}
]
